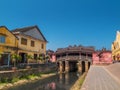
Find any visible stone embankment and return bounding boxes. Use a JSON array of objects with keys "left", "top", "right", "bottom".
[
  {"left": 0, "top": 64, "right": 56, "bottom": 82},
  {"left": 0, "top": 64, "right": 57, "bottom": 90},
  {"left": 70, "top": 72, "right": 87, "bottom": 90},
  {"left": 0, "top": 73, "right": 56, "bottom": 90}
]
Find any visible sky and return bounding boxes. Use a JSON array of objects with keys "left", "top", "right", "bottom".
[{"left": 0, "top": 0, "right": 120, "bottom": 51}]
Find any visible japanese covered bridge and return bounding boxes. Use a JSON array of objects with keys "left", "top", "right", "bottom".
[{"left": 55, "top": 45, "right": 95, "bottom": 73}]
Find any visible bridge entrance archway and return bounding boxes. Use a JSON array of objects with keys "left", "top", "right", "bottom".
[
  {"left": 62, "top": 61, "right": 65, "bottom": 72},
  {"left": 81, "top": 61, "right": 85, "bottom": 73},
  {"left": 69, "top": 61, "right": 78, "bottom": 72},
  {"left": 88, "top": 62, "right": 91, "bottom": 69}
]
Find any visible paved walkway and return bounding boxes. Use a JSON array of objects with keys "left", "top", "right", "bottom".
[{"left": 81, "top": 65, "right": 120, "bottom": 90}]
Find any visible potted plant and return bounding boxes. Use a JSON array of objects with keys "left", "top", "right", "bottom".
[
  {"left": 11, "top": 54, "right": 22, "bottom": 71},
  {"left": 26, "top": 54, "right": 33, "bottom": 69},
  {"left": 37, "top": 55, "right": 44, "bottom": 64}
]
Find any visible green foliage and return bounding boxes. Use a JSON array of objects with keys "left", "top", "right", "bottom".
[
  {"left": 0, "top": 52, "right": 2, "bottom": 60},
  {"left": 11, "top": 54, "right": 22, "bottom": 67},
  {"left": 0, "top": 78, "right": 9, "bottom": 83},
  {"left": 37, "top": 55, "right": 44, "bottom": 64},
  {"left": 20, "top": 74, "right": 39, "bottom": 80},
  {"left": 26, "top": 54, "right": 33, "bottom": 59},
  {"left": 11, "top": 54, "right": 22, "bottom": 62},
  {"left": 0, "top": 71, "right": 54, "bottom": 84},
  {"left": 37, "top": 55, "right": 43, "bottom": 61},
  {"left": 20, "top": 75, "right": 29, "bottom": 80},
  {"left": 27, "top": 74, "right": 36, "bottom": 79},
  {"left": 45, "top": 55, "right": 50, "bottom": 63},
  {"left": 45, "top": 55, "right": 50, "bottom": 60},
  {"left": 0, "top": 54, "right": 1, "bottom": 59},
  {"left": 11, "top": 77, "right": 19, "bottom": 83},
  {"left": 35, "top": 73, "right": 41, "bottom": 77},
  {"left": 37, "top": 54, "right": 50, "bottom": 63},
  {"left": 79, "top": 73, "right": 87, "bottom": 88},
  {"left": 26, "top": 54, "right": 33, "bottom": 64},
  {"left": 79, "top": 78, "right": 84, "bottom": 86},
  {"left": 0, "top": 77, "right": 19, "bottom": 84}
]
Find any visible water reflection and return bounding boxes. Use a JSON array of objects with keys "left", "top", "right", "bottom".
[
  {"left": 35, "top": 82, "right": 56, "bottom": 90},
  {"left": 65, "top": 73, "right": 69, "bottom": 85},
  {"left": 47, "top": 82, "right": 56, "bottom": 90},
  {"left": 6, "top": 72, "right": 79, "bottom": 90}
]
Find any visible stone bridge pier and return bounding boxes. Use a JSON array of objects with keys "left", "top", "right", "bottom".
[
  {"left": 58, "top": 60, "right": 91, "bottom": 73},
  {"left": 58, "top": 60, "right": 70, "bottom": 73},
  {"left": 77, "top": 60, "right": 91, "bottom": 73}
]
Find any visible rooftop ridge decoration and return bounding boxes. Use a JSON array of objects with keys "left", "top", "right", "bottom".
[{"left": 56, "top": 45, "right": 95, "bottom": 54}]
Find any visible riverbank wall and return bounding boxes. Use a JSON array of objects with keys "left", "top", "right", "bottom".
[
  {"left": 70, "top": 72, "right": 87, "bottom": 90},
  {"left": 0, "top": 64, "right": 57, "bottom": 82}
]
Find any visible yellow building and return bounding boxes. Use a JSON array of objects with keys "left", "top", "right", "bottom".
[
  {"left": 0, "top": 26, "right": 18, "bottom": 66},
  {"left": 112, "top": 31, "right": 120, "bottom": 61},
  {"left": 12, "top": 25, "right": 47, "bottom": 63},
  {"left": 0, "top": 25, "right": 47, "bottom": 66}
]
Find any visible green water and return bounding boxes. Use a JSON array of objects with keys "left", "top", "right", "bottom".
[{"left": 6, "top": 72, "right": 79, "bottom": 90}]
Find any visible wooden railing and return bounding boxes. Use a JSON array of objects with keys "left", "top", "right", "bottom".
[{"left": 57, "top": 56, "right": 92, "bottom": 61}]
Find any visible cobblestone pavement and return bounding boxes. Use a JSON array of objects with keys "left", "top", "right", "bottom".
[{"left": 81, "top": 66, "right": 120, "bottom": 90}]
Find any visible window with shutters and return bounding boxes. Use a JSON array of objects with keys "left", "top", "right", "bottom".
[
  {"left": 21, "top": 38, "right": 27, "bottom": 45},
  {"left": 0, "top": 35, "right": 6, "bottom": 43},
  {"left": 31, "top": 40, "right": 35, "bottom": 47}
]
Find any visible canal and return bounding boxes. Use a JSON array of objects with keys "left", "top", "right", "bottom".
[{"left": 6, "top": 72, "right": 79, "bottom": 90}]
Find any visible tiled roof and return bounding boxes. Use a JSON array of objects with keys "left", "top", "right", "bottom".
[
  {"left": 0, "top": 26, "right": 18, "bottom": 39},
  {"left": 11, "top": 25, "right": 47, "bottom": 42},
  {"left": 11, "top": 25, "right": 36, "bottom": 32},
  {"left": 55, "top": 45, "right": 95, "bottom": 54}
]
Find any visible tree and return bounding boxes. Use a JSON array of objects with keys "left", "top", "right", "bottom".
[
  {"left": 37, "top": 55, "right": 44, "bottom": 64},
  {"left": 11, "top": 54, "right": 22, "bottom": 67},
  {"left": 45, "top": 55, "right": 50, "bottom": 63},
  {"left": 26, "top": 54, "right": 33, "bottom": 65}
]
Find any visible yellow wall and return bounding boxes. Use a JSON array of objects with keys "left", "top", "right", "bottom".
[
  {"left": 112, "top": 31, "right": 120, "bottom": 61},
  {"left": 17, "top": 34, "right": 46, "bottom": 55},
  {"left": 0, "top": 27, "right": 46, "bottom": 55},
  {"left": 0, "top": 26, "right": 47, "bottom": 64},
  {"left": 0, "top": 27, "right": 18, "bottom": 53}
]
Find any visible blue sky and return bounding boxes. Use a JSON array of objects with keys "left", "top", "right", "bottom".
[{"left": 0, "top": 0, "right": 120, "bottom": 51}]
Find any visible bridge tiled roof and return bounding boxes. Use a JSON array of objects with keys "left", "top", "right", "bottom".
[{"left": 55, "top": 45, "right": 95, "bottom": 54}]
